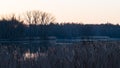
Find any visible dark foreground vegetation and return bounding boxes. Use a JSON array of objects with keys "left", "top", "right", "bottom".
[{"left": 0, "top": 41, "right": 120, "bottom": 68}]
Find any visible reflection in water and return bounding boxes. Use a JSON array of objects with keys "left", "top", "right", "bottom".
[
  {"left": 23, "top": 51, "right": 47, "bottom": 60},
  {"left": 23, "top": 52, "right": 39, "bottom": 60}
]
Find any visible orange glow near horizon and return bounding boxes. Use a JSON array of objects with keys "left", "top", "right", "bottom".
[{"left": 0, "top": 0, "right": 120, "bottom": 24}]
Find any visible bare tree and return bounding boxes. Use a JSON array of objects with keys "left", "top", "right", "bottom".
[
  {"left": 25, "top": 10, "right": 55, "bottom": 25},
  {"left": 40, "top": 12, "right": 55, "bottom": 25},
  {"left": 1, "top": 14, "right": 24, "bottom": 23},
  {"left": 1, "top": 14, "right": 16, "bottom": 21}
]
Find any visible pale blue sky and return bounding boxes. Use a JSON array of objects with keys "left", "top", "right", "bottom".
[{"left": 0, "top": 0, "right": 120, "bottom": 24}]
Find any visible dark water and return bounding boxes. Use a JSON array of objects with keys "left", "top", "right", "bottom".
[{"left": 0, "top": 41, "right": 120, "bottom": 68}]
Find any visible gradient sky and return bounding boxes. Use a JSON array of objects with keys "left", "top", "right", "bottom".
[{"left": 0, "top": 0, "right": 120, "bottom": 24}]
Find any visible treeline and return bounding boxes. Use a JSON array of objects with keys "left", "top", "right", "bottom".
[
  {"left": 0, "top": 19, "right": 120, "bottom": 39},
  {"left": 0, "top": 10, "right": 120, "bottom": 39},
  {"left": 25, "top": 23, "right": 120, "bottom": 38}
]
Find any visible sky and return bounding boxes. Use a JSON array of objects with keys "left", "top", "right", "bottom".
[{"left": 0, "top": 0, "right": 120, "bottom": 24}]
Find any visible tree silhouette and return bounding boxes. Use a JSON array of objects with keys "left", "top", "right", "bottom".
[
  {"left": 0, "top": 14, "right": 25, "bottom": 39},
  {"left": 25, "top": 10, "right": 55, "bottom": 25}
]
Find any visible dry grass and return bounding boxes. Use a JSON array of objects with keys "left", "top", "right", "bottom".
[{"left": 0, "top": 41, "right": 120, "bottom": 68}]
